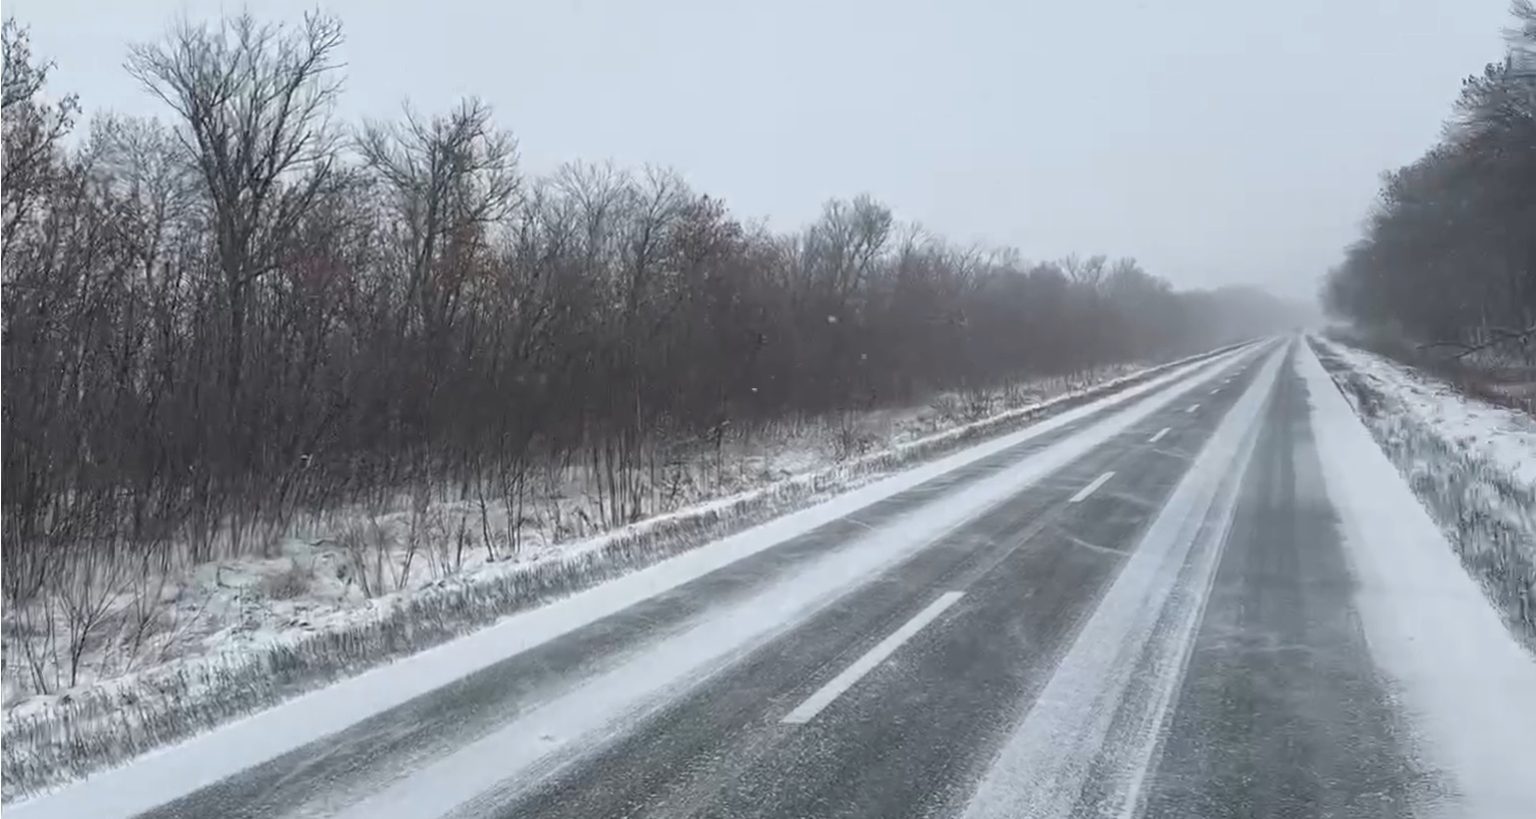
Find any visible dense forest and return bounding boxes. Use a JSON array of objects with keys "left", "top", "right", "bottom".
[
  {"left": 1325, "top": 1, "right": 1536, "bottom": 361},
  {"left": 1, "top": 11, "right": 1298, "bottom": 612}
]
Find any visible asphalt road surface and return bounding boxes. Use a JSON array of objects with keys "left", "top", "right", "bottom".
[{"left": 20, "top": 338, "right": 1529, "bottom": 819}]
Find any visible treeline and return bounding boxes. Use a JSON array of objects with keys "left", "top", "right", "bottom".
[
  {"left": 1325, "top": 1, "right": 1536, "bottom": 360},
  {"left": 1, "top": 12, "right": 1294, "bottom": 608}
]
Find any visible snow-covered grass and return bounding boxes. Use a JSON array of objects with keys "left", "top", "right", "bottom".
[
  {"left": 1324, "top": 325, "right": 1536, "bottom": 417},
  {"left": 0, "top": 350, "right": 1236, "bottom": 801},
  {"left": 1298, "top": 341, "right": 1536, "bottom": 817},
  {"left": 1308, "top": 335, "right": 1536, "bottom": 650},
  {"left": 0, "top": 366, "right": 1140, "bottom": 710}
]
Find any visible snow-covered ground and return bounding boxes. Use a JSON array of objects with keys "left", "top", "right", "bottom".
[
  {"left": 0, "top": 364, "right": 1116, "bottom": 703},
  {"left": 1308, "top": 335, "right": 1536, "bottom": 648},
  {"left": 2, "top": 349, "right": 1238, "bottom": 801},
  {"left": 1298, "top": 341, "right": 1536, "bottom": 817}
]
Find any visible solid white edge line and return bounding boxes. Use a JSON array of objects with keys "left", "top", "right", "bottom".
[
  {"left": 1148, "top": 427, "right": 1170, "bottom": 444},
  {"left": 781, "top": 591, "right": 964, "bottom": 724},
  {"left": 1068, "top": 471, "right": 1115, "bottom": 503}
]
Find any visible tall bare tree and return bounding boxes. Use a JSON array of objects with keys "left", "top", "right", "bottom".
[
  {"left": 2, "top": 20, "right": 79, "bottom": 246},
  {"left": 127, "top": 11, "right": 345, "bottom": 397},
  {"left": 357, "top": 97, "right": 519, "bottom": 336}
]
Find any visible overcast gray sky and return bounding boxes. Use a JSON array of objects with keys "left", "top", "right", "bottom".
[{"left": 7, "top": 0, "right": 1514, "bottom": 302}]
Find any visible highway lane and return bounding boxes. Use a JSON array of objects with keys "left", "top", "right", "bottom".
[{"left": 1134, "top": 345, "right": 1430, "bottom": 818}]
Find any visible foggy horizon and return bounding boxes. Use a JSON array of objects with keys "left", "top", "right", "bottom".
[{"left": 6, "top": 0, "right": 1515, "bottom": 304}]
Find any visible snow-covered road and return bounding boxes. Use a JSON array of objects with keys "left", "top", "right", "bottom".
[{"left": 13, "top": 338, "right": 1536, "bottom": 819}]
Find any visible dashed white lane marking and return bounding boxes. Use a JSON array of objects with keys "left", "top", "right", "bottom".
[
  {"left": 1069, "top": 471, "right": 1115, "bottom": 504},
  {"left": 1148, "top": 427, "right": 1170, "bottom": 444},
  {"left": 781, "top": 592, "right": 964, "bottom": 724},
  {"left": 1186, "top": 404, "right": 1200, "bottom": 413}
]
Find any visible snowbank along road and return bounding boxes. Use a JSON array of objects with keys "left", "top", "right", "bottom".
[{"left": 15, "top": 337, "right": 1536, "bottom": 819}]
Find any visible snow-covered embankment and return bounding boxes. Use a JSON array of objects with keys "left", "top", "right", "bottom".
[
  {"left": 1300, "top": 337, "right": 1536, "bottom": 816},
  {"left": 1307, "top": 335, "right": 1536, "bottom": 646}
]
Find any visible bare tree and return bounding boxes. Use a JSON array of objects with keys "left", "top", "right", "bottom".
[
  {"left": 2, "top": 20, "right": 79, "bottom": 245},
  {"left": 2, "top": 6, "right": 1306, "bottom": 701},
  {"left": 357, "top": 97, "right": 519, "bottom": 335},
  {"left": 805, "top": 195, "right": 893, "bottom": 300},
  {"left": 127, "top": 11, "right": 345, "bottom": 397},
  {"left": 1061, "top": 253, "right": 1108, "bottom": 290},
  {"left": 90, "top": 114, "right": 198, "bottom": 283}
]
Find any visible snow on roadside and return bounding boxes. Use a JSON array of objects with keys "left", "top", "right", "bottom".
[
  {"left": 0, "top": 363, "right": 1143, "bottom": 716},
  {"left": 1318, "top": 337, "right": 1536, "bottom": 484},
  {"left": 1308, "top": 335, "right": 1536, "bottom": 648},
  {"left": 0, "top": 345, "right": 1247, "bottom": 802},
  {"left": 1297, "top": 340, "right": 1536, "bottom": 818}
]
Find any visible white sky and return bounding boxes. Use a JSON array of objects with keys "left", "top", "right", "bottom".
[{"left": 7, "top": 0, "right": 1514, "bottom": 302}]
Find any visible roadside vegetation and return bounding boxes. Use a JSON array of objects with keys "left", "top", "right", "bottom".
[
  {"left": 0, "top": 8, "right": 1298, "bottom": 710},
  {"left": 0, "top": 15, "right": 1314, "bottom": 802},
  {"left": 1324, "top": 0, "right": 1536, "bottom": 389}
]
